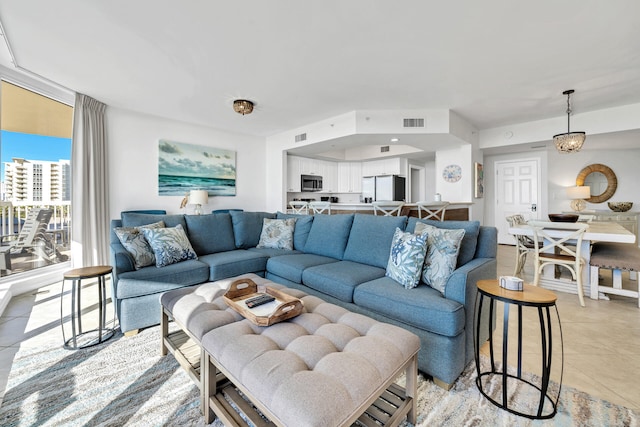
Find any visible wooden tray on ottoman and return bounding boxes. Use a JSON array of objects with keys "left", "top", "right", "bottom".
[{"left": 223, "top": 277, "right": 303, "bottom": 326}]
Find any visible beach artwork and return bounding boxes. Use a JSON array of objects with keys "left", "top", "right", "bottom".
[{"left": 158, "top": 140, "right": 236, "bottom": 196}]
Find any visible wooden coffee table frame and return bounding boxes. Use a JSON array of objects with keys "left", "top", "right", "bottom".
[{"left": 204, "top": 349, "right": 418, "bottom": 427}]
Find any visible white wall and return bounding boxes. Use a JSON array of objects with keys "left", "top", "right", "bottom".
[
  {"left": 546, "top": 148, "right": 640, "bottom": 213},
  {"left": 483, "top": 148, "right": 640, "bottom": 227},
  {"left": 107, "top": 107, "right": 267, "bottom": 218}
]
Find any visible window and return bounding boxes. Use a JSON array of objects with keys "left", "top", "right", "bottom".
[{"left": 0, "top": 80, "right": 73, "bottom": 278}]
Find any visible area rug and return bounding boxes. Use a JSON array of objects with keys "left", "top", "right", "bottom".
[{"left": 0, "top": 326, "right": 636, "bottom": 427}]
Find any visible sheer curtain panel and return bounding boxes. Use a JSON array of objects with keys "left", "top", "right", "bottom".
[{"left": 71, "top": 94, "right": 109, "bottom": 267}]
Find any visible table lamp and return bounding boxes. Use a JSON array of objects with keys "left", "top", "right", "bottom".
[
  {"left": 189, "top": 190, "right": 209, "bottom": 215},
  {"left": 566, "top": 185, "right": 590, "bottom": 212}
]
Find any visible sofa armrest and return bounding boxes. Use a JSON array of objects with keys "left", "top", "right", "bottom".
[
  {"left": 444, "top": 257, "right": 497, "bottom": 306},
  {"left": 110, "top": 242, "right": 135, "bottom": 277}
]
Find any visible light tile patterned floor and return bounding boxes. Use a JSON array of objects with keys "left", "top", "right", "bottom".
[{"left": 1, "top": 244, "right": 639, "bottom": 412}]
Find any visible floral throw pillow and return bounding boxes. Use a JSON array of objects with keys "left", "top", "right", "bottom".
[
  {"left": 385, "top": 227, "right": 429, "bottom": 289},
  {"left": 415, "top": 222, "right": 465, "bottom": 294},
  {"left": 142, "top": 224, "right": 198, "bottom": 267},
  {"left": 113, "top": 220, "right": 165, "bottom": 269},
  {"left": 256, "top": 218, "right": 297, "bottom": 250}
]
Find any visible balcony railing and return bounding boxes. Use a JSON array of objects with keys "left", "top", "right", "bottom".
[{"left": 1, "top": 201, "right": 71, "bottom": 278}]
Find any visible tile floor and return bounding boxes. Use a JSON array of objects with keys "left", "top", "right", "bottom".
[{"left": 0, "top": 244, "right": 639, "bottom": 413}]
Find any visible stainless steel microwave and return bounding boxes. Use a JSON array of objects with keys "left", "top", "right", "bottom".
[{"left": 301, "top": 174, "right": 323, "bottom": 192}]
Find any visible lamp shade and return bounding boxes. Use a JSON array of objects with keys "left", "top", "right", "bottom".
[
  {"left": 189, "top": 190, "right": 209, "bottom": 206},
  {"left": 566, "top": 186, "right": 590, "bottom": 200}
]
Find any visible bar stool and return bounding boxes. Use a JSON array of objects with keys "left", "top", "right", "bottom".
[{"left": 61, "top": 265, "right": 115, "bottom": 349}]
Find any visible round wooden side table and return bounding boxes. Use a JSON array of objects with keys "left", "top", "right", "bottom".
[
  {"left": 61, "top": 265, "right": 115, "bottom": 349},
  {"left": 474, "top": 279, "right": 563, "bottom": 419}
]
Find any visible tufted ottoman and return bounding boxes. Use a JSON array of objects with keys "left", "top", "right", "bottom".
[
  {"left": 201, "top": 290, "right": 420, "bottom": 426},
  {"left": 161, "top": 274, "right": 277, "bottom": 408}
]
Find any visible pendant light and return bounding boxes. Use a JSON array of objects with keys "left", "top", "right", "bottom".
[{"left": 553, "top": 89, "right": 585, "bottom": 153}]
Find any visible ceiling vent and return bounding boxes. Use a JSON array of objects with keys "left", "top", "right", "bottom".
[
  {"left": 380, "top": 146, "right": 390, "bottom": 153},
  {"left": 294, "top": 133, "right": 307, "bottom": 143},
  {"left": 403, "top": 118, "right": 425, "bottom": 128}
]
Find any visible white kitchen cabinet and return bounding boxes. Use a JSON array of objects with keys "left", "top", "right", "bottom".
[
  {"left": 287, "top": 156, "right": 301, "bottom": 192},
  {"left": 337, "top": 162, "right": 363, "bottom": 193},
  {"left": 299, "top": 157, "right": 321, "bottom": 176},
  {"left": 321, "top": 161, "right": 338, "bottom": 193},
  {"left": 362, "top": 158, "right": 406, "bottom": 177}
]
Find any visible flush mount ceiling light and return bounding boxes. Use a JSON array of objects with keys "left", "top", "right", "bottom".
[
  {"left": 553, "top": 89, "right": 585, "bottom": 153},
  {"left": 233, "top": 99, "right": 254, "bottom": 115}
]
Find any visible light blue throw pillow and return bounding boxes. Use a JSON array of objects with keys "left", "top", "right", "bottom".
[
  {"left": 113, "top": 220, "right": 165, "bottom": 269},
  {"left": 256, "top": 218, "right": 296, "bottom": 250},
  {"left": 415, "top": 222, "right": 465, "bottom": 294},
  {"left": 142, "top": 224, "right": 198, "bottom": 267},
  {"left": 385, "top": 227, "right": 428, "bottom": 289}
]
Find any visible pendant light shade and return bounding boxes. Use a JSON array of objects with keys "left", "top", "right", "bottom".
[{"left": 553, "top": 89, "right": 585, "bottom": 153}]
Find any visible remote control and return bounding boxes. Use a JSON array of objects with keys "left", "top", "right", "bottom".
[{"left": 245, "top": 294, "right": 275, "bottom": 308}]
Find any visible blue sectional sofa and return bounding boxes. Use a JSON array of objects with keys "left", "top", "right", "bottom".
[{"left": 110, "top": 210, "right": 497, "bottom": 387}]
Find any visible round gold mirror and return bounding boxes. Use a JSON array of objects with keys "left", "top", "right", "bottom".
[{"left": 576, "top": 164, "right": 617, "bottom": 203}]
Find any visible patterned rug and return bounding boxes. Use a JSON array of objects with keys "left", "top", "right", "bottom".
[{"left": 0, "top": 326, "right": 636, "bottom": 427}]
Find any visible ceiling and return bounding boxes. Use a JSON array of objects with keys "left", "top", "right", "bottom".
[{"left": 1, "top": 1, "right": 639, "bottom": 151}]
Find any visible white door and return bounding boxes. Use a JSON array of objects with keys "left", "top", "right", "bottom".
[{"left": 495, "top": 159, "right": 540, "bottom": 244}]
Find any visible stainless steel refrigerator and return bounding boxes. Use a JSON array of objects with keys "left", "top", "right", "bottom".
[{"left": 375, "top": 175, "right": 405, "bottom": 201}]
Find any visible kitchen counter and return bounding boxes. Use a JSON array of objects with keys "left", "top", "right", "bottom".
[{"left": 289, "top": 201, "right": 473, "bottom": 220}]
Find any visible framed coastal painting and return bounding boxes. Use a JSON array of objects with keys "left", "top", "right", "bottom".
[
  {"left": 474, "top": 162, "right": 484, "bottom": 198},
  {"left": 158, "top": 140, "right": 236, "bottom": 196}
]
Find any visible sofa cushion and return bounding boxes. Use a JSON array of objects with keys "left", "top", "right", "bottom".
[
  {"left": 113, "top": 220, "right": 165, "bottom": 269},
  {"left": 117, "top": 259, "right": 210, "bottom": 291},
  {"left": 122, "top": 212, "right": 187, "bottom": 229},
  {"left": 301, "top": 261, "right": 386, "bottom": 303},
  {"left": 198, "top": 250, "right": 269, "bottom": 281},
  {"left": 185, "top": 213, "right": 236, "bottom": 255},
  {"left": 353, "top": 276, "right": 465, "bottom": 337},
  {"left": 303, "top": 214, "right": 354, "bottom": 259},
  {"left": 230, "top": 211, "right": 276, "bottom": 249},
  {"left": 406, "top": 218, "right": 480, "bottom": 267},
  {"left": 276, "top": 212, "right": 314, "bottom": 251},
  {"left": 257, "top": 218, "right": 296, "bottom": 250},
  {"left": 143, "top": 224, "right": 198, "bottom": 267},
  {"left": 385, "top": 227, "right": 428, "bottom": 289},
  {"left": 266, "top": 253, "right": 340, "bottom": 284},
  {"left": 415, "top": 223, "right": 465, "bottom": 294},
  {"left": 342, "top": 214, "right": 407, "bottom": 268}
]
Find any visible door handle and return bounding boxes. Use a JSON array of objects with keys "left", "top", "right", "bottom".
[{"left": 531, "top": 204, "right": 537, "bottom": 212}]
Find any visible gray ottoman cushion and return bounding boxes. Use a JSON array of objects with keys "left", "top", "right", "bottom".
[{"left": 201, "top": 295, "right": 420, "bottom": 427}]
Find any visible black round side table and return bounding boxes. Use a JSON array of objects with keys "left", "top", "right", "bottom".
[
  {"left": 474, "top": 279, "right": 563, "bottom": 419},
  {"left": 61, "top": 265, "right": 115, "bottom": 349}
]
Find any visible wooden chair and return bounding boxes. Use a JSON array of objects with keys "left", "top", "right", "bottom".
[
  {"left": 506, "top": 214, "right": 537, "bottom": 277},
  {"left": 416, "top": 201, "right": 449, "bottom": 221},
  {"left": 308, "top": 201, "right": 331, "bottom": 215},
  {"left": 372, "top": 201, "right": 404, "bottom": 216},
  {"left": 589, "top": 242, "right": 640, "bottom": 307},
  {"left": 288, "top": 201, "right": 308, "bottom": 215},
  {"left": 529, "top": 220, "right": 589, "bottom": 307}
]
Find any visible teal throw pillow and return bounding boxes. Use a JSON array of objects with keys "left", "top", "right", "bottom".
[
  {"left": 113, "top": 220, "right": 165, "bottom": 269},
  {"left": 415, "top": 222, "right": 465, "bottom": 294},
  {"left": 142, "top": 224, "right": 198, "bottom": 267},
  {"left": 385, "top": 227, "right": 428, "bottom": 289},
  {"left": 256, "top": 218, "right": 296, "bottom": 250}
]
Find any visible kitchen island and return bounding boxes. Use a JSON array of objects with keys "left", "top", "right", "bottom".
[{"left": 290, "top": 202, "right": 473, "bottom": 220}]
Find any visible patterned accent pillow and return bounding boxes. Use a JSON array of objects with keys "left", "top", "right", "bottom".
[
  {"left": 113, "top": 221, "right": 165, "bottom": 269},
  {"left": 385, "top": 227, "right": 429, "bottom": 289},
  {"left": 142, "top": 224, "right": 198, "bottom": 267},
  {"left": 256, "top": 218, "right": 297, "bottom": 250},
  {"left": 415, "top": 223, "right": 465, "bottom": 294}
]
